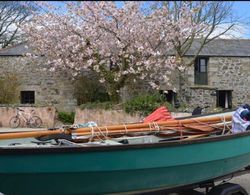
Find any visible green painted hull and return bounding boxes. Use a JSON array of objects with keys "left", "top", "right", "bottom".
[{"left": 1, "top": 132, "right": 250, "bottom": 195}]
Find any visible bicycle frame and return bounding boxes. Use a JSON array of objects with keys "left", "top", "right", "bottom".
[
  {"left": 9, "top": 108, "right": 42, "bottom": 128},
  {"left": 16, "top": 109, "right": 35, "bottom": 124}
]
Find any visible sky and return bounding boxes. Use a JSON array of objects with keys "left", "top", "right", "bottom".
[
  {"left": 50, "top": 1, "right": 250, "bottom": 39},
  {"left": 231, "top": 1, "right": 250, "bottom": 38}
]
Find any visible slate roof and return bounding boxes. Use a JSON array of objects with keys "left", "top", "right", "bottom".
[
  {"left": 1, "top": 39, "right": 250, "bottom": 57},
  {"left": 183, "top": 39, "right": 250, "bottom": 57},
  {"left": 0, "top": 42, "right": 36, "bottom": 56}
]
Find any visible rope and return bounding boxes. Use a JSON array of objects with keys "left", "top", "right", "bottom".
[
  {"left": 94, "top": 126, "right": 105, "bottom": 142},
  {"left": 221, "top": 115, "right": 226, "bottom": 135},
  {"left": 89, "top": 126, "right": 95, "bottom": 142},
  {"left": 220, "top": 115, "right": 231, "bottom": 135},
  {"left": 124, "top": 124, "right": 128, "bottom": 134},
  {"left": 104, "top": 126, "right": 109, "bottom": 137},
  {"left": 96, "top": 126, "right": 106, "bottom": 138},
  {"left": 153, "top": 122, "right": 160, "bottom": 134}
]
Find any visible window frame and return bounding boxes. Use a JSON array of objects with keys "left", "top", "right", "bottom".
[
  {"left": 194, "top": 57, "right": 208, "bottom": 85},
  {"left": 20, "top": 91, "right": 35, "bottom": 104}
]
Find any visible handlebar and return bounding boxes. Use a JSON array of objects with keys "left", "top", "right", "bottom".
[{"left": 17, "top": 108, "right": 35, "bottom": 114}]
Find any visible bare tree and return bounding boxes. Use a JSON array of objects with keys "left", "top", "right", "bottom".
[
  {"left": 166, "top": 1, "right": 239, "bottom": 66},
  {"left": 0, "top": 1, "right": 37, "bottom": 48}
]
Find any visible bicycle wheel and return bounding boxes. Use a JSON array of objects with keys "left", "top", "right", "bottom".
[
  {"left": 30, "top": 116, "right": 43, "bottom": 128},
  {"left": 9, "top": 116, "right": 20, "bottom": 128}
]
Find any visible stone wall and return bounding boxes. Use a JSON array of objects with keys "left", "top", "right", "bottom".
[
  {"left": 209, "top": 57, "right": 250, "bottom": 106},
  {"left": 74, "top": 108, "right": 191, "bottom": 126},
  {"left": 0, "top": 54, "right": 249, "bottom": 112},
  {"left": 180, "top": 56, "right": 250, "bottom": 108},
  {"left": 0, "top": 56, "right": 77, "bottom": 112},
  {"left": 184, "top": 87, "right": 217, "bottom": 108},
  {"left": 74, "top": 108, "right": 142, "bottom": 126},
  {"left": 0, "top": 106, "right": 57, "bottom": 128}
]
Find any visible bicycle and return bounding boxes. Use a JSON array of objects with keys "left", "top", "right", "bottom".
[{"left": 9, "top": 108, "right": 43, "bottom": 128}]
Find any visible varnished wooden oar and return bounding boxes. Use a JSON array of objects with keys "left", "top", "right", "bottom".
[
  {"left": 70, "top": 115, "right": 232, "bottom": 134},
  {"left": 182, "top": 123, "right": 232, "bottom": 131},
  {"left": 70, "top": 124, "right": 230, "bottom": 137},
  {"left": 184, "top": 133, "right": 209, "bottom": 140},
  {"left": 0, "top": 115, "right": 232, "bottom": 140},
  {"left": 0, "top": 129, "right": 69, "bottom": 140}
]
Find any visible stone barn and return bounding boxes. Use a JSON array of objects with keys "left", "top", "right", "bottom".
[
  {"left": 160, "top": 39, "right": 250, "bottom": 110},
  {"left": 0, "top": 39, "right": 249, "bottom": 112},
  {"left": 0, "top": 42, "right": 76, "bottom": 112}
]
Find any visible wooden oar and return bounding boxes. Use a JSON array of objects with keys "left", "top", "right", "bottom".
[
  {"left": 184, "top": 133, "right": 209, "bottom": 140},
  {"left": 0, "top": 115, "right": 232, "bottom": 140},
  {"left": 0, "top": 129, "right": 68, "bottom": 140},
  {"left": 68, "top": 123, "right": 231, "bottom": 137},
  {"left": 182, "top": 123, "right": 232, "bottom": 131},
  {"left": 70, "top": 115, "right": 232, "bottom": 134},
  {"left": 37, "top": 124, "right": 230, "bottom": 143}
]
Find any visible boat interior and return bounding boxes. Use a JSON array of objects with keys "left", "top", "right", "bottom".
[{"left": 0, "top": 111, "right": 235, "bottom": 148}]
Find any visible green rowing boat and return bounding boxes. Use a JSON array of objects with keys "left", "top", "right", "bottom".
[{"left": 0, "top": 111, "right": 249, "bottom": 195}]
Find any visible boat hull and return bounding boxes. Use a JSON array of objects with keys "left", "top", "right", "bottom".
[{"left": 1, "top": 132, "right": 250, "bottom": 195}]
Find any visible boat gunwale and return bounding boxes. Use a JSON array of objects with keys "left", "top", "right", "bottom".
[
  {"left": 176, "top": 109, "right": 235, "bottom": 119},
  {"left": 0, "top": 130, "right": 250, "bottom": 154}
]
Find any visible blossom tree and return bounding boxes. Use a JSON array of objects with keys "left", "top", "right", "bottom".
[{"left": 23, "top": 1, "right": 205, "bottom": 101}]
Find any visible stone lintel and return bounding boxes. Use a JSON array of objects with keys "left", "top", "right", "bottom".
[{"left": 189, "top": 85, "right": 218, "bottom": 90}]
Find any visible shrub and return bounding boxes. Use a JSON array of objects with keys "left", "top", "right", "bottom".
[
  {"left": 79, "top": 101, "right": 114, "bottom": 110},
  {"left": 73, "top": 73, "right": 110, "bottom": 105},
  {"left": 0, "top": 72, "right": 20, "bottom": 104},
  {"left": 123, "top": 77, "right": 154, "bottom": 101},
  {"left": 123, "top": 93, "right": 168, "bottom": 116},
  {"left": 58, "top": 112, "right": 75, "bottom": 124}
]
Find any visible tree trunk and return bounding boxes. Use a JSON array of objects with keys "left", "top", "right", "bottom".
[
  {"left": 107, "top": 88, "right": 120, "bottom": 103},
  {"left": 178, "top": 69, "right": 183, "bottom": 104}
]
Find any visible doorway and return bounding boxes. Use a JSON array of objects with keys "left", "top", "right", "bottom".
[
  {"left": 216, "top": 90, "right": 232, "bottom": 109},
  {"left": 160, "top": 90, "right": 177, "bottom": 105}
]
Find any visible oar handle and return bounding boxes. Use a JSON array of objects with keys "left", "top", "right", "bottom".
[{"left": 0, "top": 129, "right": 66, "bottom": 140}]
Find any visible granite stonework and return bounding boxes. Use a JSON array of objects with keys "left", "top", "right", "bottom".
[
  {"left": 179, "top": 56, "right": 250, "bottom": 108},
  {"left": 0, "top": 47, "right": 249, "bottom": 112},
  {"left": 0, "top": 56, "right": 76, "bottom": 112}
]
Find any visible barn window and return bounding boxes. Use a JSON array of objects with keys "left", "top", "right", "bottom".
[
  {"left": 21, "top": 91, "right": 35, "bottom": 104},
  {"left": 194, "top": 57, "right": 208, "bottom": 85}
]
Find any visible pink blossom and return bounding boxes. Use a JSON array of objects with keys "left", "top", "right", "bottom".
[
  {"left": 22, "top": 1, "right": 204, "bottom": 90},
  {"left": 99, "top": 78, "right": 105, "bottom": 83}
]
